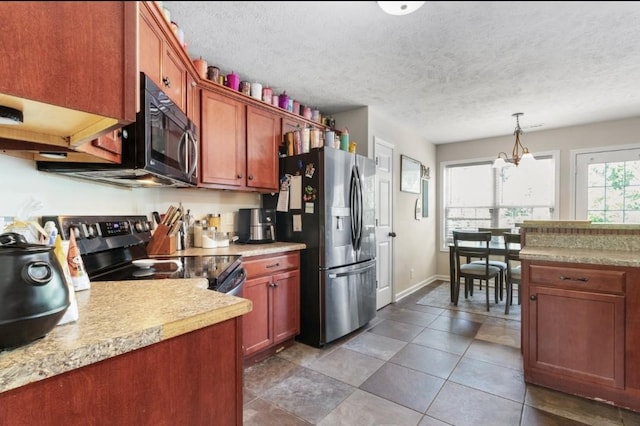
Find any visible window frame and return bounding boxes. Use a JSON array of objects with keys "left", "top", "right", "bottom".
[{"left": 440, "top": 150, "right": 560, "bottom": 251}]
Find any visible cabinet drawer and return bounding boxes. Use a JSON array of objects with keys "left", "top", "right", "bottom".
[
  {"left": 243, "top": 252, "right": 300, "bottom": 278},
  {"left": 528, "top": 264, "right": 625, "bottom": 294}
]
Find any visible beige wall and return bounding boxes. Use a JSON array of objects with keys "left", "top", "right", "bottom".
[{"left": 435, "top": 116, "right": 640, "bottom": 277}]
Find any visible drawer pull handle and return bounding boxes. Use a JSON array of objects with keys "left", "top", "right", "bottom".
[
  {"left": 266, "top": 263, "right": 280, "bottom": 269},
  {"left": 559, "top": 275, "right": 589, "bottom": 282}
]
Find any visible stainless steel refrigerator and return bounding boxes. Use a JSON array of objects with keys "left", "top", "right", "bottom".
[{"left": 263, "top": 147, "right": 376, "bottom": 347}]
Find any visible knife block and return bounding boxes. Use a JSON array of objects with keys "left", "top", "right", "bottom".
[{"left": 146, "top": 224, "right": 176, "bottom": 255}]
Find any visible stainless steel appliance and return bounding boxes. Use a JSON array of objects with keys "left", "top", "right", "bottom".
[
  {"left": 40, "top": 215, "right": 245, "bottom": 296},
  {"left": 263, "top": 147, "right": 376, "bottom": 347},
  {"left": 36, "top": 73, "right": 198, "bottom": 188},
  {"left": 237, "top": 208, "right": 276, "bottom": 244}
]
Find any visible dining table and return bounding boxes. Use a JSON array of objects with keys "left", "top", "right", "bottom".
[{"left": 448, "top": 238, "right": 520, "bottom": 303}]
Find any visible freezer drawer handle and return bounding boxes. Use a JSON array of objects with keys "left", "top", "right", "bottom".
[{"left": 328, "top": 264, "right": 373, "bottom": 279}]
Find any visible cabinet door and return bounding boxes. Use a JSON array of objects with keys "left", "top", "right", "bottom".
[
  {"left": 529, "top": 285, "right": 625, "bottom": 389},
  {"left": 200, "top": 89, "right": 245, "bottom": 187},
  {"left": 243, "top": 276, "right": 272, "bottom": 356},
  {"left": 246, "top": 105, "right": 280, "bottom": 191},
  {"left": 272, "top": 269, "right": 300, "bottom": 344},
  {"left": 162, "top": 47, "right": 187, "bottom": 111},
  {"left": 138, "top": 3, "right": 163, "bottom": 87}
]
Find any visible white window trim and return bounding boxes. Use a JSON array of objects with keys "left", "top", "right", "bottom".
[{"left": 569, "top": 143, "right": 640, "bottom": 220}]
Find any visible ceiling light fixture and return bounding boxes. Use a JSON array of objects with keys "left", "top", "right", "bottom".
[
  {"left": 0, "top": 106, "right": 23, "bottom": 125},
  {"left": 492, "top": 113, "right": 535, "bottom": 169},
  {"left": 377, "top": 1, "right": 425, "bottom": 16}
]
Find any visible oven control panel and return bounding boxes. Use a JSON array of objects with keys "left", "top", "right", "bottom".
[{"left": 40, "top": 215, "right": 153, "bottom": 255}]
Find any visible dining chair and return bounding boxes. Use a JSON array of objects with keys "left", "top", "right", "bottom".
[
  {"left": 452, "top": 231, "right": 502, "bottom": 311},
  {"left": 503, "top": 232, "right": 522, "bottom": 314},
  {"left": 471, "top": 227, "right": 510, "bottom": 300}
]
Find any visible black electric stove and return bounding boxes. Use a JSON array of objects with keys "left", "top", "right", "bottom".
[{"left": 41, "top": 215, "right": 246, "bottom": 295}]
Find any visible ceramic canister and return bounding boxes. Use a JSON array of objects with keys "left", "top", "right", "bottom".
[
  {"left": 262, "top": 86, "right": 273, "bottom": 103},
  {"left": 272, "top": 95, "right": 279, "bottom": 107},
  {"left": 310, "top": 128, "right": 321, "bottom": 148},
  {"left": 324, "top": 130, "right": 335, "bottom": 147},
  {"left": 292, "top": 100, "right": 300, "bottom": 115},
  {"left": 206, "top": 66, "right": 219, "bottom": 82},
  {"left": 250, "top": 82, "right": 262, "bottom": 100},
  {"left": 278, "top": 91, "right": 289, "bottom": 109},
  {"left": 226, "top": 72, "right": 240, "bottom": 91},
  {"left": 193, "top": 57, "right": 207, "bottom": 80},
  {"left": 239, "top": 81, "right": 251, "bottom": 96},
  {"left": 287, "top": 98, "right": 293, "bottom": 112},
  {"left": 301, "top": 127, "right": 310, "bottom": 153},
  {"left": 302, "top": 106, "right": 312, "bottom": 120}
]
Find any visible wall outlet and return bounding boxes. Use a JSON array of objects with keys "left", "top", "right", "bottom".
[{"left": 410, "top": 268, "right": 414, "bottom": 279}]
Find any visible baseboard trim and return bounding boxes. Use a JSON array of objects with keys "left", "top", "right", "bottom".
[{"left": 395, "top": 275, "right": 446, "bottom": 302}]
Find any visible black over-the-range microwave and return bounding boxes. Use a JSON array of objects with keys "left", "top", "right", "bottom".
[{"left": 37, "top": 72, "right": 198, "bottom": 188}]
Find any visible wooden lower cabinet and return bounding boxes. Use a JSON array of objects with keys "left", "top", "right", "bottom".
[
  {"left": 523, "top": 260, "right": 640, "bottom": 412},
  {"left": 242, "top": 252, "right": 300, "bottom": 364},
  {"left": 0, "top": 318, "right": 244, "bottom": 426}
]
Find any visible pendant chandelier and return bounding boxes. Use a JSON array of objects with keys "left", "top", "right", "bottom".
[{"left": 492, "top": 113, "right": 535, "bottom": 169}]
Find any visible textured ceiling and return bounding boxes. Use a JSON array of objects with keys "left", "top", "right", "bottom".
[{"left": 164, "top": 1, "right": 640, "bottom": 144}]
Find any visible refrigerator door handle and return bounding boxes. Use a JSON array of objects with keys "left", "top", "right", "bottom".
[
  {"left": 350, "top": 166, "right": 358, "bottom": 250},
  {"left": 328, "top": 263, "right": 374, "bottom": 278}
]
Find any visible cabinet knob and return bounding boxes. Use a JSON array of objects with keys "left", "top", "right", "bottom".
[
  {"left": 248, "top": 175, "right": 254, "bottom": 180},
  {"left": 237, "top": 174, "right": 243, "bottom": 179},
  {"left": 388, "top": 232, "right": 397, "bottom": 237},
  {"left": 530, "top": 295, "right": 537, "bottom": 301},
  {"left": 162, "top": 76, "right": 171, "bottom": 88}
]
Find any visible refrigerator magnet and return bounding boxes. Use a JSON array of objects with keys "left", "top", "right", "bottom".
[
  {"left": 305, "top": 202, "right": 314, "bottom": 214},
  {"left": 303, "top": 185, "right": 316, "bottom": 202},
  {"left": 305, "top": 163, "right": 315, "bottom": 178}
]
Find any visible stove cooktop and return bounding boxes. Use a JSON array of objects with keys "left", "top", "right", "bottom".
[{"left": 90, "top": 255, "right": 243, "bottom": 288}]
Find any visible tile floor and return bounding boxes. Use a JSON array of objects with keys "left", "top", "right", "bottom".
[{"left": 242, "top": 281, "right": 640, "bottom": 425}]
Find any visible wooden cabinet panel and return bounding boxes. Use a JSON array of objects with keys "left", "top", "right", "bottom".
[
  {"left": 0, "top": 2, "right": 136, "bottom": 158},
  {"left": 242, "top": 252, "right": 300, "bottom": 361},
  {"left": 529, "top": 264, "right": 625, "bottom": 294},
  {"left": 0, "top": 2, "right": 136, "bottom": 121},
  {"left": 200, "top": 89, "right": 245, "bottom": 187},
  {"left": 528, "top": 284, "right": 625, "bottom": 389},
  {"left": 243, "top": 275, "right": 273, "bottom": 355},
  {"left": 272, "top": 270, "right": 301, "bottom": 344},
  {"left": 0, "top": 319, "right": 243, "bottom": 425},
  {"left": 139, "top": 2, "right": 186, "bottom": 111},
  {"left": 246, "top": 105, "right": 280, "bottom": 191}
]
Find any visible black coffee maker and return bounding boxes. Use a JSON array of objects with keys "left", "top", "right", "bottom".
[{"left": 237, "top": 208, "right": 276, "bottom": 244}]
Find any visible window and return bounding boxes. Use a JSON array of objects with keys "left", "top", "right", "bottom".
[
  {"left": 441, "top": 153, "right": 558, "bottom": 249},
  {"left": 574, "top": 146, "right": 640, "bottom": 223}
]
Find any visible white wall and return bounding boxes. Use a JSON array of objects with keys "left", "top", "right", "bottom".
[
  {"left": 435, "top": 116, "right": 640, "bottom": 276},
  {"left": 0, "top": 154, "right": 260, "bottom": 231}
]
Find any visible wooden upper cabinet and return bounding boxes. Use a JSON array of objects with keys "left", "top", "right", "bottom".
[
  {"left": 200, "top": 89, "right": 246, "bottom": 188},
  {"left": 0, "top": 2, "right": 136, "bottom": 155},
  {"left": 246, "top": 105, "right": 280, "bottom": 191},
  {"left": 139, "top": 2, "right": 186, "bottom": 112},
  {"left": 199, "top": 86, "right": 280, "bottom": 193}
]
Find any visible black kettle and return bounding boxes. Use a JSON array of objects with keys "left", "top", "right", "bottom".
[{"left": 0, "top": 232, "right": 70, "bottom": 350}]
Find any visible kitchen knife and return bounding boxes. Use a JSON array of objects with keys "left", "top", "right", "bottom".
[{"left": 152, "top": 211, "right": 161, "bottom": 225}]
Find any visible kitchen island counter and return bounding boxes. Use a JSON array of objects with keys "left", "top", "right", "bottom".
[{"left": 0, "top": 278, "right": 251, "bottom": 394}]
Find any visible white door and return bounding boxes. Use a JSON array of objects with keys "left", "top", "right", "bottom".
[
  {"left": 374, "top": 137, "right": 394, "bottom": 309},
  {"left": 575, "top": 146, "right": 640, "bottom": 222}
]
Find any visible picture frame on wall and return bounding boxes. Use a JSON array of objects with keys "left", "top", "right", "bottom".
[{"left": 400, "top": 155, "right": 421, "bottom": 194}]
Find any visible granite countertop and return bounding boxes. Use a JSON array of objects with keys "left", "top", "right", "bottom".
[
  {"left": 0, "top": 278, "right": 252, "bottom": 394},
  {"left": 177, "top": 241, "right": 307, "bottom": 257},
  {"left": 520, "top": 247, "right": 640, "bottom": 267}
]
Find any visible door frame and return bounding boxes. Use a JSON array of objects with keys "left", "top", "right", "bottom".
[{"left": 374, "top": 136, "right": 395, "bottom": 308}]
